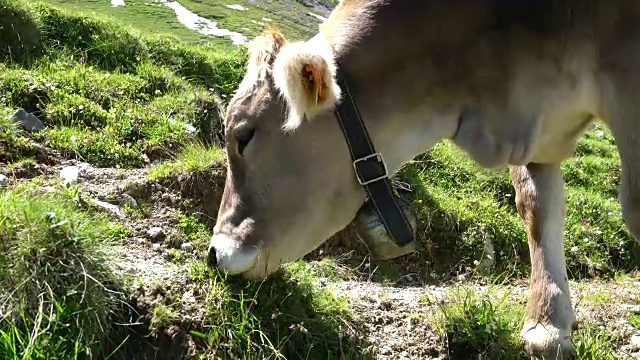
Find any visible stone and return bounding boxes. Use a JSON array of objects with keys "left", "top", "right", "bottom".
[
  {"left": 0, "top": 174, "right": 8, "bottom": 187},
  {"left": 181, "top": 242, "right": 194, "bottom": 251},
  {"left": 120, "top": 194, "right": 138, "bottom": 209},
  {"left": 76, "top": 162, "right": 94, "bottom": 175},
  {"left": 91, "top": 199, "right": 125, "bottom": 219},
  {"left": 147, "top": 227, "right": 166, "bottom": 242},
  {"left": 152, "top": 243, "right": 162, "bottom": 252},
  {"left": 168, "top": 117, "right": 198, "bottom": 138},
  {"left": 475, "top": 238, "right": 496, "bottom": 274},
  {"left": 631, "top": 334, "right": 640, "bottom": 351},
  {"left": 11, "top": 108, "right": 44, "bottom": 132},
  {"left": 59, "top": 166, "right": 81, "bottom": 186}
]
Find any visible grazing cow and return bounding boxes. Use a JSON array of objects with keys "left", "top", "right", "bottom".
[{"left": 207, "top": 0, "right": 640, "bottom": 358}]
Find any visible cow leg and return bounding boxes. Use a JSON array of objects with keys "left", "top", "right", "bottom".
[{"left": 509, "top": 163, "right": 576, "bottom": 359}]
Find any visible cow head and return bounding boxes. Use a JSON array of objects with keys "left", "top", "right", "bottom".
[{"left": 207, "top": 28, "right": 367, "bottom": 279}]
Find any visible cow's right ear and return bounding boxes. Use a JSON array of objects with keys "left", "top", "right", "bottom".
[{"left": 272, "top": 40, "right": 341, "bottom": 131}]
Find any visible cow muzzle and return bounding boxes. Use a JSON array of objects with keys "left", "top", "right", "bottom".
[{"left": 207, "top": 234, "right": 259, "bottom": 275}]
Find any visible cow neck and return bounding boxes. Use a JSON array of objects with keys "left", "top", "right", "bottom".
[{"left": 331, "top": 63, "right": 415, "bottom": 247}]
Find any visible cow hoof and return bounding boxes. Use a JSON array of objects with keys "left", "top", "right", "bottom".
[{"left": 521, "top": 322, "right": 574, "bottom": 360}]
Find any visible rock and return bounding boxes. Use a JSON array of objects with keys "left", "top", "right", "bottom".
[
  {"left": 76, "top": 162, "right": 94, "bottom": 176},
  {"left": 11, "top": 107, "right": 44, "bottom": 132},
  {"left": 147, "top": 227, "right": 166, "bottom": 242},
  {"left": 475, "top": 238, "right": 496, "bottom": 274},
  {"left": 168, "top": 117, "right": 198, "bottom": 138},
  {"left": 120, "top": 194, "right": 138, "bottom": 209},
  {"left": 181, "top": 242, "right": 194, "bottom": 251},
  {"left": 314, "top": 277, "right": 329, "bottom": 287},
  {"left": 0, "top": 174, "right": 8, "bottom": 187},
  {"left": 91, "top": 199, "right": 125, "bottom": 219},
  {"left": 152, "top": 243, "right": 162, "bottom": 252},
  {"left": 631, "top": 334, "right": 640, "bottom": 351},
  {"left": 136, "top": 237, "right": 147, "bottom": 244},
  {"left": 59, "top": 166, "right": 81, "bottom": 186}
]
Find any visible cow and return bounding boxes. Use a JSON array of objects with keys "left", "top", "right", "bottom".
[{"left": 206, "top": 0, "right": 640, "bottom": 358}]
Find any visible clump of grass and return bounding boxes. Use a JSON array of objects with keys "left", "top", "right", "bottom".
[
  {"left": 0, "top": 181, "right": 130, "bottom": 359},
  {"left": 573, "top": 324, "right": 628, "bottom": 360},
  {"left": 177, "top": 259, "right": 364, "bottom": 359},
  {"left": 148, "top": 142, "right": 225, "bottom": 180},
  {"left": 580, "top": 288, "right": 614, "bottom": 305},
  {"left": 174, "top": 211, "right": 212, "bottom": 249},
  {"left": 430, "top": 284, "right": 527, "bottom": 359}
]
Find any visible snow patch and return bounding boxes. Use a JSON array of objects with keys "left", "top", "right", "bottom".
[
  {"left": 160, "top": 1, "right": 248, "bottom": 45},
  {"left": 111, "top": 0, "right": 125, "bottom": 6},
  {"left": 307, "top": 12, "right": 327, "bottom": 22},
  {"left": 226, "top": 4, "right": 247, "bottom": 11}
]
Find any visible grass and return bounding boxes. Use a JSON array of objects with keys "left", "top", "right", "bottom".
[
  {"left": 429, "top": 284, "right": 528, "bottom": 359},
  {"left": 429, "top": 282, "right": 629, "bottom": 360},
  {"left": 0, "top": 180, "right": 129, "bottom": 359},
  {"left": 147, "top": 141, "right": 226, "bottom": 180},
  {"left": 41, "top": 0, "right": 323, "bottom": 47},
  {"left": 174, "top": 260, "right": 364, "bottom": 359},
  {"left": 0, "top": 1, "right": 365, "bottom": 359},
  {"left": 0, "top": 0, "right": 245, "bottom": 166}
]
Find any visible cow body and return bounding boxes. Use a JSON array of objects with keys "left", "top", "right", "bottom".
[{"left": 209, "top": 1, "right": 640, "bottom": 358}]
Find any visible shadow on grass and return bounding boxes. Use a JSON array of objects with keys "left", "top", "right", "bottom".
[
  {"left": 114, "top": 261, "right": 372, "bottom": 360},
  {"left": 0, "top": 0, "right": 43, "bottom": 68}
]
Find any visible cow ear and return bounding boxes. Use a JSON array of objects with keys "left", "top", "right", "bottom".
[{"left": 272, "top": 41, "right": 341, "bottom": 131}]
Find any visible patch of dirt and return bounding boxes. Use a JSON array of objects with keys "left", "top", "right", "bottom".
[{"left": 332, "top": 281, "right": 448, "bottom": 359}]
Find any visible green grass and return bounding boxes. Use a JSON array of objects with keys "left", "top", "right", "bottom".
[
  {"left": 0, "top": 0, "right": 244, "bottom": 166},
  {"left": 148, "top": 141, "right": 226, "bottom": 180},
  {"left": 429, "top": 284, "right": 527, "bottom": 359},
  {"left": 573, "top": 325, "right": 629, "bottom": 360},
  {"left": 0, "top": 2, "right": 365, "bottom": 359},
  {"left": 172, "top": 260, "right": 364, "bottom": 359},
  {"left": 0, "top": 180, "right": 129, "bottom": 359},
  {"left": 41, "top": 0, "right": 322, "bottom": 47},
  {"left": 429, "top": 283, "right": 628, "bottom": 360}
]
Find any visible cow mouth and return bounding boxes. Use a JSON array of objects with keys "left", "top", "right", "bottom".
[{"left": 207, "top": 233, "right": 260, "bottom": 276}]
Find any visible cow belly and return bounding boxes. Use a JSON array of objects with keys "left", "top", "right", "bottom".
[
  {"left": 452, "top": 108, "right": 596, "bottom": 168},
  {"left": 528, "top": 112, "right": 596, "bottom": 164}
]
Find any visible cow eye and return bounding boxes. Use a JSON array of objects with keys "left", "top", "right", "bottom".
[{"left": 234, "top": 128, "right": 255, "bottom": 156}]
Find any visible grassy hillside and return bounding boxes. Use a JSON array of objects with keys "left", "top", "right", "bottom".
[
  {"left": 41, "top": 0, "right": 328, "bottom": 47},
  {"left": 1, "top": 0, "right": 639, "bottom": 359}
]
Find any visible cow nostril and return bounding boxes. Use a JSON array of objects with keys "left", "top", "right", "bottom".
[{"left": 207, "top": 245, "right": 218, "bottom": 267}]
